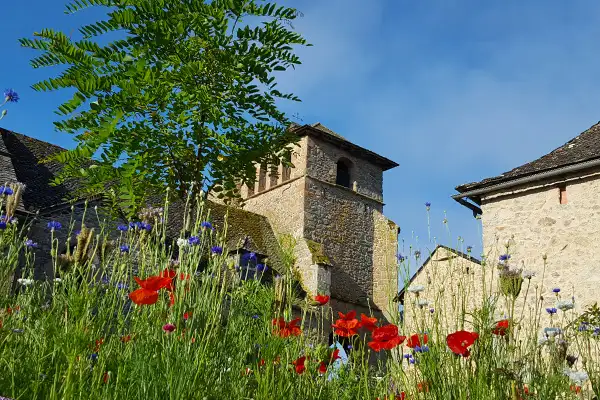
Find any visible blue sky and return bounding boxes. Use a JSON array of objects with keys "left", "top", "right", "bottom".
[{"left": 3, "top": 1, "right": 600, "bottom": 277}]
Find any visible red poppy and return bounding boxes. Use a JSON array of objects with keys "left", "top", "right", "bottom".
[
  {"left": 183, "top": 312, "right": 192, "bottom": 320},
  {"left": 446, "top": 330, "right": 479, "bottom": 357},
  {"left": 169, "top": 292, "right": 176, "bottom": 307},
  {"left": 360, "top": 313, "right": 378, "bottom": 331},
  {"left": 492, "top": 320, "right": 510, "bottom": 336},
  {"left": 368, "top": 324, "right": 406, "bottom": 352},
  {"left": 258, "top": 359, "right": 266, "bottom": 367},
  {"left": 406, "top": 333, "right": 428, "bottom": 348},
  {"left": 570, "top": 385, "right": 582, "bottom": 394},
  {"left": 329, "top": 349, "right": 341, "bottom": 364},
  {"left": 129, "top": 276, "right": 173, "bottom": 305},
  {"left": 314, "top": 294, "right": 330, "bottom": 306},
  {"left": 272, "top": 317, "right": 302, "bottom": 338},
  {"left": 417, "top": 381, "right": 430, "bottom": 392},
  {"left": 317, "top": 361, "right": 327, "bottom": 375},
  {"left": 332, "top": 310, "right": 361, "bottom": 337},
  {"left": 179, "top": 272, "right": 191, "bottom": 281},
  {"left": 292, "top": 356, "right": 306, "bottom": 374},
  {"left": 93, "top": 338, "right": 104, "bottom": 352},
  {"left": 120, "top": 335, "right": 132, "bottom": 343},
  {"left": 102, "top": 372, "right": 110, "bottom": 384}
]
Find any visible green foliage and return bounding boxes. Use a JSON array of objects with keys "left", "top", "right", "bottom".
[{"left": 21, "top": 0, "right": 309, "bottom": 217}]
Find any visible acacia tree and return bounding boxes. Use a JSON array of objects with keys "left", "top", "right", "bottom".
[{"left": 20, "top": 0, "right": 309, "bottom": 216}]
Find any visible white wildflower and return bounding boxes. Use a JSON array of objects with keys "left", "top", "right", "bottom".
[
  {"left": 557, "top": 301, "right": 575, "bottom": 311},
  {"left": 408, "top": 284, "right": 425, "bottom": 294},
  {"left": 177, "top": 238, "right": 189, "bottom": 248},
  {"left": 54, "top": 278, "right": 62, "bottom": 283},
  {"left": 538, "top": 337, "right": 549, "bottom": 345},
  {"left": 522, "top": 270, "right": 536, "bottom": 279},
  {"left": 17, "top": 278, "right": 34, "bottom": 286},
  {"left": 417, "top": 299, "right": 429, "bottom": 308},
  {"left": 564, "top": 368, "right": 589, "bottom": 384},
  {"left": 544, "top": 327, "right": 561, "bottom": 338}
]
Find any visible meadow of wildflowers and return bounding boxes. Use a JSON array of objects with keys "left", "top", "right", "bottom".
[{"left": 0, "top": 192, "right": 598, "bottom": 400}]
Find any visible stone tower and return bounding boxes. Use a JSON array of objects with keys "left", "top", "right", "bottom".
[{"left": 240, "top": 123, "right": 399, "bottom": 319}]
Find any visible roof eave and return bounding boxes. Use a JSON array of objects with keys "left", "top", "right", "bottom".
[{"left": 294, "top": 125, "right": 399, "bottom": 171}]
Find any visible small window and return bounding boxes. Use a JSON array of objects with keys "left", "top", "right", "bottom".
[
  {"left": 258, "top": 165, "right": 267, "bottom": 192},
  {"left": 559, "top": 184, "right": 567, "bottom": 205},
  {"left": 282, "top": 166, "right": 291, "bottom": 182},
  {"left": 336, "top": 159, "right": 352, "bottom": 188},
  {"left": 269, "top": 168, "right": 278, "bottom": 188}
]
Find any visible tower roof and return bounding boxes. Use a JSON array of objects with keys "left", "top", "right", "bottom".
[{"left": 290, "top": 123, "right": 399, "bottom": 171}]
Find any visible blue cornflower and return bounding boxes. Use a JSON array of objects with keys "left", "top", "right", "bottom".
[
  {"left": 499, "top": 254, "right": 511, "bottom": 262},
  {"left": 47, "top": 221, "right": 62, "bottom": 231},
  {"left": 256, "top": 264, "right": 267, "bottom": 272},
  {"left": 0, "top": 221, "right": 6, "bottom": 230},
  {"left": 578, "top": 323, "right": 588, "bottom": 332},
  {"left": 120, "top": 244, "right": 130, "bottom": 253},
  {"left": 117, "top": 224, "right": 128, "bottom": 232},
  {"left": 89, "top": 353, "right": 98, "bottom": 362},
  {"left": 594, "top": 327, "right": 600, "bottom": 336},
  {"left": 141, "top": 222, "right": 152, "bottom": 231},
  {"left": 211, "top": 246, "right": 223, "bottom": 255},
  {"left": 252, "top": 315, "right": 260, "bottom": 319},
  {"left": 0, "top": 186, "right": 13, "bottom": 195},
  {"left": 73, "top": 230, "right": 81, "bottom": 236},
  {"left": 466, "top": 246, "right": 473, "bottom": 253},
  {"left": 409, "top": 357, "right": 417, "bottom": 364},
  {"left": 200, "top": 221, "right": 213, "bottom": 230},
  {"left": 546, "top": 307, "right": 557, "bottom": 315},
  {"left": 552, "top": 288, "right": 560, "bottom": 294},
  {"left": 429, "top": 308, "right": 435, "bottom": 314},
  {"left": 414, "top": 345, "right": 429, "bottom": 353},
  {"left": 101, "top": 275, "right": 110, "bottom": 285},
  {"left": 397, "top": 253, "right": 405, "bottom": 262},
  {"left": 188, "top": 236, "right": 200, "bottom": 246},
  {"left": 242, "top": 252, "right": 257, "bottom": 262},
  {"left": 4, "top": 89, "right": 19, "bottom": 103},
  {"left": 425, "top": 202, "right": 431, "bottom": 208},
  {"left": 116, "top": 282, "right": 128, "bottom": 290},
  {"left": 25, "top": 239, "right": 37, "bottom": 248},
  {"left": 403, "top": 353, "right": 412, "bottom": 359}
]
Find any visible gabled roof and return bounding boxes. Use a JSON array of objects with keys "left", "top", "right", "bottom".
[
  {"left": 395, "top": 245, "right": 481, "bottom": 303},
  {"left": 290, "top": 122, "right": 399, "bottom": 171},
  {"left": 0, "top": 128, "right": 77, "bottom": 212},
  {"left": 456, "top": 121, "right": 600, "bottom": 194}
]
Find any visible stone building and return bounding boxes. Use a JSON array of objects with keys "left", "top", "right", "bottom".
[
  {"left": 0, "top": 123, "right": 400, "bottom": 324},
  {"left": 397, "top": 245, "right": 484, "bottom": 334},
  {"left": 232, "top": 122, "right": 400, "bottom": 321},
  {"left": 453, "top": 121, "right": 600, "bottom": 316}
]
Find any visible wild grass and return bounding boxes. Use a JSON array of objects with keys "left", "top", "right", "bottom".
[{"left": 0, "top": 195, "right": 598, "bottom": 400}]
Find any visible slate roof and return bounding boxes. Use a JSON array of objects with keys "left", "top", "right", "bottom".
[
  {"left": 144, "top": 197, "right": 286, "bottom": 273},
  {"left": 290, "top": 122, "right": 399, "bottom": 171},
  {"left": 0, "top": 128, "right": 78, "bottom": 212},
  {"left": 456, "top": 121, "right": 600, "bottom": 193}
]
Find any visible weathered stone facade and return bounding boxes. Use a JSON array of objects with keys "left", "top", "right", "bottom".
[
  {"left": 480, "top": 168, "right": 600, "bottom": 314},
  {"left": 401, "top": 246, "right": 486, "bottom": 335},
  {"left": 240, "top": 123, "right": 399, "bottom": 321}
]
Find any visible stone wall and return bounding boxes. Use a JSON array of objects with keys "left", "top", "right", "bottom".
[
  {"left": 306, "top": 136, "right": 383, "bottom": 202},
  {"left": 402, "top": 247, "right": 489, "bottom": 336},
  {"left": 304, "top": 176, "right": 383, "bottom": 308},
  {"left": 372, "top": 212, "right": 399, "bottom": 320},
  {"left": 481, "top": 170, "right": 600, "bottom": 316}
]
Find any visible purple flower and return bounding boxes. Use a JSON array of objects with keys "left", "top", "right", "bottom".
[
  {"left": 47, "top": 221, "right": 62, "bottom": 231},
  {"left": 256, "top": 264, "right": 267, "bottom": 272},
  {"left": 188, "top": 236, "right": 200, "bottom": 246},
  {"left": 200, "top": 221, "right": 213, "bottom": 230},
  {"left": 25, "top": 239, "right": 37, "bottom": 248},
  {"left": 162, "top": 323, "right": 176, "bottom": 333},
  {"left": 120, "top": 244, "right": 129, "bottom": 253},
  {"left": 552, "top": 288, "right": 560, "bottom": 294},
  {"left": 117, "top": 224, "right": 128, "bottom": 232},
  {"left": 3, "top": 89, "right": 19, "bottom": 103},
  {"left": 211, "top": 246, "right": 223, "bottom": 255},
  {"left": 546, "top": 307, "right": 557, "bottom": 315},
  {"left": 0, "top": 186, "right": 13, "bottom": 195},
  {"left": 499, "top": 254, "right": 511, "bottom": 262},
  {"left": 429, "top": 308, "right": 435, "bottom": 314}
]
